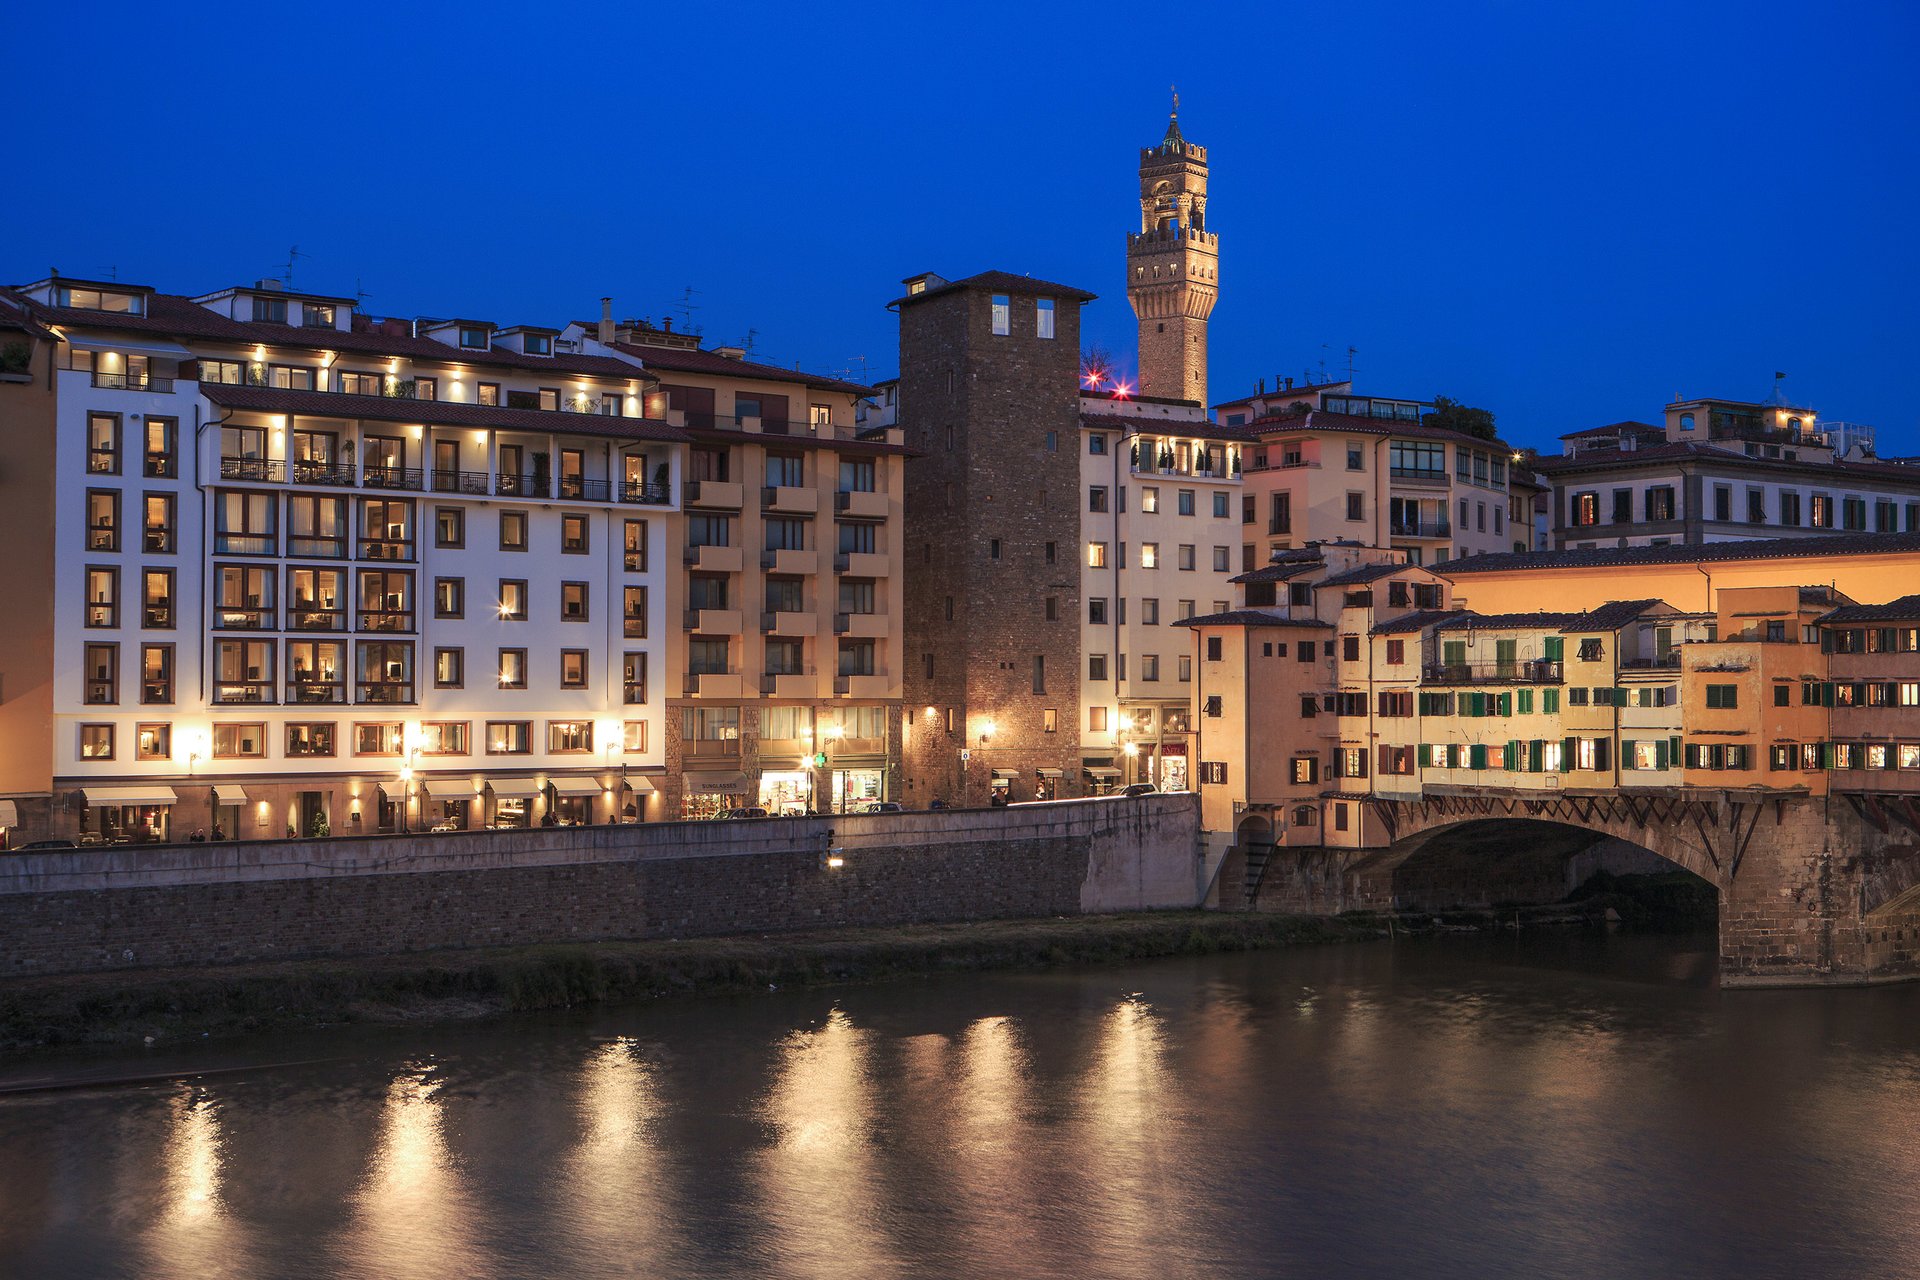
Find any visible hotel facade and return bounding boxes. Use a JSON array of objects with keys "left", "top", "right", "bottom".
[{"left": 0, "top": 276, "right": 903, "bottom": 845}]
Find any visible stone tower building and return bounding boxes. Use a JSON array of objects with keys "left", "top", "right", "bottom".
[
  {"left": 1126, "top": 97, "right": 1219, "bottom": 404},
  {"left": 894, "top": 271, "right": 1094, "bottom": 806}
]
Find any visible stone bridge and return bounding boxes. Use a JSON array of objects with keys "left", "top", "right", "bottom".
[{"left": 1223, "top": 788, "right": 1920, "bottom": 987}]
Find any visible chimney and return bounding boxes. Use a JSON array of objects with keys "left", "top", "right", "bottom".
[
  {"left": 598, "top": 298, "right": 613, "bottom": 345},
  {"left": 1285, "top": 377, "right": 1294, "bottom": 391},
  {"left": 662, "top": 317, "right": 673, "bottom": 333}
]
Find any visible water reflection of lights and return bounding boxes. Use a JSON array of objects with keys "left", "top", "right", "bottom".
[
  {"left": 348, "top": 1065, "right": 483, "bottom": 1280},
  {"left": 558, "top": 1038, "right": 678, "bottom": 1271},
  {"left": 755, "top": 1008, "right": 904, "bottom": 1278},
  {"left": 138, "top": 1089, "right": 257, "bottom": 1280},
  {"left": 165, "top": 1091, "right": 220, "bottom": 1223}
]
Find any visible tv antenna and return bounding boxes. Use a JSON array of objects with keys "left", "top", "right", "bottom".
[
  {"left": 355, "top": 277, "right": 374, "bottom": 306},
  {"left": 671, "top": 285, "right": 702, "bottom": 335},
  {"left": 741, "top": 327, "right": 759, "bottom": 357},
  {"left": 281, "top": 245, "right": 309, "bottom": 289},
  {"left": 1346, "top": 345, "right": 1358, "bottom": 381}
]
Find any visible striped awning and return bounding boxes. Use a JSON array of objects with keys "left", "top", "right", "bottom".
[{"left": 83, "top": 785, "right": 179, "bottom": 807}]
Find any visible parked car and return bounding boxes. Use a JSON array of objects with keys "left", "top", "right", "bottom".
[
  {"left": 16, "top": 838, "right": 77, "bottom": 850},
  {"left": 1119, "top": 782, "right": 1158, "bottom": 797},
  {"left": 719, "top": 807, "right": 770, "bottom": 820},
  {"left": 863, "top": 801, "right": 904, "bottom": 814}
]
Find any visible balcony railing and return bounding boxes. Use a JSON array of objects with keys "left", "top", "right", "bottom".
[
  {"left": 286, "top": 680, "right": 346, "bottom": 704},
  {"left": 287, "top": 536, "right": 347, "bottom": 559},
  {"left": 1620, "top": 654, "right": 1682, "bottom": 670},
  {"left": 431, "top": 468, "right": 490, "bottom": 495},
  {"left": 291, "top": 459, "right": 357, "bottom": 486},
  {"left": 288, "top": 606, "right": 346, "bottom": 631},
  {"left": 1389, "top": 467, "right": 1448, "bottom": 482},
  {"left": 496, "top": 473, "right": 549, "bottom": 499},
  {"left": 212, "top": 680, "right": 275, "bottom": 704},
  {"left": 621, "top": 480, "right": 671, "bottom": 505},
  {"left": 212, "top": 605, "right": 274, "bottom": 629},
  {"left": 558, "top": 476, "right": 611, "bottom": 502},
  {"left": 355, "top": 680, "right": 415, "bottom": 704},
  {"left": 1390, "top": 519, "right": 1452, "bottom": 538},
  {"left": 1423, "top": 660, "right": 1563, "bottom": 685},
  {"left": 357, "top": 539, "right": 414, "bottom": 562},
  {"left": 213, "top": 534, "right": 276, "bottom": 556},
  {"left": 362, "top": 466, "right": 423, "bottom": 491},
  {"left": 92, "top": 371, "right": 174, "bottom": 392},
  {"left": 220, "top": 456, "right": 284, "bottom": 482}
]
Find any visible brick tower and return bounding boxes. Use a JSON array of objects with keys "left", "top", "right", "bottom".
[{"left": 1126, "top": 93, "right": 1218, "bottom": 404}]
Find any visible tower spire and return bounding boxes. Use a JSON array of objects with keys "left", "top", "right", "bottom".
[{"left": 1127, "top": 100, "right": 1217, "bottom": 404}]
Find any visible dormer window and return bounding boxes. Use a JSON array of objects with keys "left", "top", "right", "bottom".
[
  {"left": 458, "top": 325, "right": 489, "bottom": 350},
  {"left": 303, "top": 304, "right": 336, "bottom": 328},
  {"left": 1679, "top": 413, "right": 1695, "bottom": 431},
  {"left": 53, "top": 285, "right": 145, "bottom": 315},
  {"left": 525, "top": 333, "right": 551, "bottom": 356},
  {"left": 252, "top": 295, "right": 288, "bottom": 323}
]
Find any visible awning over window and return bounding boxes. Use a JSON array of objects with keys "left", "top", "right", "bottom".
[
  {"left": 486, "top": 778, "right": 543, "bottom": 800},
  {"left": 1084, "top": 767, "right": 1122, "bottom": 778},
  {"left": 63, "top": 334, "right": 193, "bottom": 358},
  {"left": 548, "top": 776, "right": 604, "bottom": 797},
  {"left": 424, "top": 778, "right": 479, "bottom": 800},
  {"left": 683, "top": 772, "right": 749, "bottom": 793},
  {"left": 1036, "top": 768, "right": 1065, "bottom": 778},
  {"left": 623, "top": 776, "right": 657, "bottom": 794},
  {"left": 0, "top": 800, "right": 17, "bottom": 826},
  {"left": 83, "top": 785, "right": 180, "bottom": 807},
  {"left": 213, "top": 785, "right": 249, "bottom": 805}
]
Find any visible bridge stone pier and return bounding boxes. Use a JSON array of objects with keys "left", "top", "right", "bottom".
[{"left": 1223, "top": 790, "right": 1920, "bottom": 987}]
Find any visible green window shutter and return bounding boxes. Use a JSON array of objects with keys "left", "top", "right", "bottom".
[
  {"left": 1824, "top": 682, "right": 1836, "bottom": 707},
  {"left": 1502, "top": 740, "right": 1516, "bottom": 771},
  {"left": 1621, "top": 739, "right": 1638, "bottom": 770},
  {"left": 1529, "top": 739, "right": 1544, "bottom": 772},
  {"left": 1517, "top": 689, "right": 1533, "bottom": 714},
  {"left": 1470, "top": 744, "right": 1488, "bottom": 770},
  {"left": 1544, "top": 636, "right": 1564, "bottom": 662},
  {"left": 1417, "top": 744, "right": 1432, "bottom": 767},
  {"left": 1543, "top": 689, "right": 1559, "bottom": 714},
  {"left": 1563, "top": 736, "right": 1578, "bottom": 768},
  {"left": 1500, "top": 692, "right": 1513, "bottom": 716},
  {"left": 1655, "top": 739, "right": 1669, "bottom": 769},
  {"left": 1595, "top": 738, "right": 1610, "bottom": 772},
  {"left": 1669, "top": 735, "right": 1681, "bottom": 765}
]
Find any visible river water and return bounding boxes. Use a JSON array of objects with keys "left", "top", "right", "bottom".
[{"left": 3, "top": 932, "right": 1919, "bottom": 1279}]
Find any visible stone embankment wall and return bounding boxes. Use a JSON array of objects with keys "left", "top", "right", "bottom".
[{"left": 0, "top": 796, "right": 1202, "bottom": 977}]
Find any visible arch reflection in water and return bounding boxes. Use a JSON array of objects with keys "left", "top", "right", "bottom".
[
  {"left": 138, "top": 1089, "right": 258, "bottom": 1280},
  {"left": 342, "top": 1065, "right": 486, "bottom": 1280},
  {"left": 557, "top": 1037, "right": 681, "bottom": 1270},
  {"left": 753, "top": 1007, "right": 905, "bottom": 1279}
]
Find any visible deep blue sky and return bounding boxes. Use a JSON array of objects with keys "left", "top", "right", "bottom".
[{"left": 8, "top": 0, "right": 1917, "bottom": 452}]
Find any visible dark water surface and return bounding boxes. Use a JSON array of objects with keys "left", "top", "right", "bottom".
[{"left": 4, "top": 932, "right": 1919, "bottom": 1279}]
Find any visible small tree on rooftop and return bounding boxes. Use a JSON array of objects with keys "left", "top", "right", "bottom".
[{"left": 1423, "top": 395, "right": 1499, "bottom": 441}]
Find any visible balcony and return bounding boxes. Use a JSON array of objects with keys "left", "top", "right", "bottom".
[
  {"left": 835, "top": 611, "right": 888, "bottom": 639},
  {"left": 496, "top": 473, "right": 550, "bottom": 499},
  {"left": 1423, "top": 660, "right": 1563, "bottom": 685},
  {"left": 92, "top": 371, "right": 174, "bottom": 393},
  {"left": 762, "top": 610, "right": 818, "bottom": 636},
  {"left": 620, "top": 480, "right": 672, "bottom": 506},
  {"left": 836, "top": 489, "right": 888, "bottom": 519},
  {"left": 683, "top": 671, "right": 748, "bottom": 698},
  {"left": 1390, "top": 519, "right": 1452, "bottom": 539},
  {"left": 291, "top": 459, "right": 357, "bottom": 486},
  {"left": 684, "top": 608, "right": 742, "bottom": 634},
  {"left": 432, "top": 469, "right": 490, "bottom": 495},
  {"left": 686, "top": 479, "right": 744, "bottom": 509},
  {"left": 358, "top": 539, "right": 414, "bottom": 563},
  {"left": 762, "top": 485, "right": 820, "bottom": 515},
  {"left": 288, "top": 606, "right": 346, "bottom": 631},
  {"left": 558, "top": 476, "right": 613, "bottom": 502},
  {"left": 761, "top": 669, "right": 817, "bottom": 698},
  {"left": 835, "top": 551, "right": 888, "bottom": 577},
  {"left": 834, "top": 673, "right": 891, "bottom": 698},
  {"left": 363, "top": 466, "right": 423, "bottom": 492},
  {"left": 220, "top": 456, "right": 284, "bottom": 483},
  {"left": 683, "top": 543, "right": 744, "bottom": 573},
  {"left": 762, "top": 547, "right": 817, "bottom": 575},
  {"left": 1620, "top": 654, "right": 1683, "bottom": 670}
]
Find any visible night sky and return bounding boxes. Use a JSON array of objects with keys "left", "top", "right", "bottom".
[{"left": 9, "top": 0, "right": 1916, "bottom": 452}]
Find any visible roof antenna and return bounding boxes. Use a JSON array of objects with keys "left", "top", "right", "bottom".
[
  {"left": 742, "top": 327, "right": 758, "bottom": 358},
  {"left": 1346, "top": 345, "right": 1358, "bottom": 381},
  {"left": 672, "top": 285, "right": 702, "bottom": 337},
  {"left": 282, "top": 245, "right": 309, "bottom": 289},
  {"left": 355, "top": 277, "right": 374, "bottom": 306}
]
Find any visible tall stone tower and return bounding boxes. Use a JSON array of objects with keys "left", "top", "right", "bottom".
[{"left": 1127, "top": 94, "right": 1218, "bottom": 404}]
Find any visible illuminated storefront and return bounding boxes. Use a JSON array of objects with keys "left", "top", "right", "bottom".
[{"left": 758, "top": 767, "right": 814, "bottom": 816}]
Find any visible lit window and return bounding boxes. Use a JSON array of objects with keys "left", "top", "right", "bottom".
[{"left": 991, "top": 294, "right": 1010, "bottom": 336}]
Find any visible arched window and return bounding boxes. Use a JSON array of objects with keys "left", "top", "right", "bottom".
[{"left": 1679, "top": 413, "right": 1695, "bottom": 432}]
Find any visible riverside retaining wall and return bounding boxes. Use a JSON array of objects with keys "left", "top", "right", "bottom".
[{"left": 0, "top": 795, "right": 1202, "bottom": 977}]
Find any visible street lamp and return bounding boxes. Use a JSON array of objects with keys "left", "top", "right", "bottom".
[
  {"left": 398, "top": 747, "right": 419, "bottom": 834},
  {"left": 824, "top": 722, "right": 846, "bottom": 813}
]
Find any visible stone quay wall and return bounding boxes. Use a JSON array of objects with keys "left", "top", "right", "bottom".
[{"left": 0, "top": 795, "right": 1203, "bottom": 977}]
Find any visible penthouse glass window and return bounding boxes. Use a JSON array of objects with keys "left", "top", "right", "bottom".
[
  {"left": 1389, "top": 442, "right": 1445, "bottom": 478},
  {"left": 991, "top": 295, "right": 1011, "bottom": 336},
  {"left": 54, "top": 285, "right": 145, "bottom": 314}
]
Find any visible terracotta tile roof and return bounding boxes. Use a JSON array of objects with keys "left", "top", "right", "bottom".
[
  {"left": 1371, "top": 608, "right": 1472, "bottom": 635},
  {"left": 1537, "top": 440, "right": 1920, "bottom": 487},
  {"left": 1436, "top": 531, "right": 1920, "bottom": 574},
  {"left": 1315, "top": 562, "right": 1412, "bottom": 589},
  {"left": 1558, "top": 420, "right": 1662, "bottom": 440},
  {"left": 21, "top": 291, "right": 646, "bottom": 380},
  {"left": 612, "top": 341, "right": 875, "bottom": 396},
  {"left": 1228, "top": 563, "right": 1322, "bottom": 585},
  {"left": 1079, "top": 411, "right": 1256, "bottom": 443},
  {"left": 1174, "top": 609, "right": 1333, "bottom": 629},
  {"left": 1432, "top": 601, "right": 1664, "bottom": 632},
  {"left": 0, "top": 289, "right": 53, "bottom": 340},
  {"left": 682, "top": 423, "right": 915, "bottom": 458},
  {"left": 891, "top": 270, "right": 1097, "bottom": 309},
  {"left": 200, "top": 383, "right": 691, "bottom": 443},
  {"left": 1818, "top": 594, "right": 1920, "bottom": 624},
  {"left": 1239, "top": 409, "right": 1517, "bottom": 452}
]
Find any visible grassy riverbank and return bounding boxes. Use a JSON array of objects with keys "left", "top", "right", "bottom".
[{"left": 0, "top": 911, "right": 1377, "bottom": 1055}]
